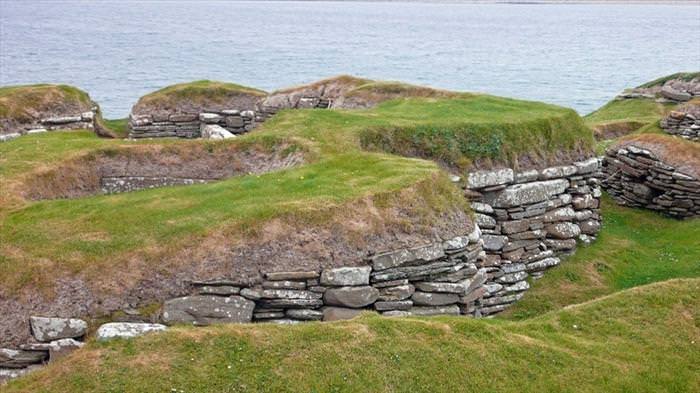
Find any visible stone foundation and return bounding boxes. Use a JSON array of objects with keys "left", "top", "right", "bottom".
[
  {"left": 602, "top": 145, "right": 699, "bottom": 218},
  {"left": 461, "top": 157, "right": 603, "bottom": 314}
]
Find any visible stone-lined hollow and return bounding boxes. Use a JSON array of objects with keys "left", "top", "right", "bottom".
[{"left": 21, "top": 141, "right": 305, "bottom": 200}]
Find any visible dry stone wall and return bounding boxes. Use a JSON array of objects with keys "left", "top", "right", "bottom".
[
  {"left": 0, "top": 109, "right": 97, "bottom": 142},
  {"left": 161, "top": 228, "right": 487, "bottom": 325},
  {"left": 602, "top": 145, "right": 699, "bottom": 218},
  {"left": 661, "top": 105, "right": 700, "bottom": 141},
  {"left": 129, "top": 109, "right": 258, "bottom": 139},
  {"left": 462, "top": 157, "right": 603, "bottom": 315}
]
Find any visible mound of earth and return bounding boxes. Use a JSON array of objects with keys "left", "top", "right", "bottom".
[
  {"left": 261, "top": 75, "right": 459, "bottom": 111},
  {"left": 0, "top": 84, "right": 110, "bottom": 138},
  {"left": 130, "top": 80, "right": 267, "bottom": 118}
]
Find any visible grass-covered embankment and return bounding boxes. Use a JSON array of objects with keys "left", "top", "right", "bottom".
[
  {"left": 0, "top": 93, "right": 593, "bottom": 295},
  {"left": 504, "top": 195, "right": 700, "bottom": 319},
  {"left": 4, "top": 278, "right": 698, "bottom": 392}
]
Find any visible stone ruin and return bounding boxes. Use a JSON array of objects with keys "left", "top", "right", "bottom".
[
  {"left": 602, "top": 138, "right": 699, "bottom": 219},
  {"left": 661, "top": 103, "right": 700, "bottom": 142},
  {"left": 462, "top": 157, "right": 603, "bottom": 314},
  {"left": 0, "top": 109, "right": 98, "bottom": 142}
]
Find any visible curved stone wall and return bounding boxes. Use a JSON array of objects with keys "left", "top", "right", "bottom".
[
  {"left": 602, "top": 144, "right": 699, "bottom": 218},
  {"left": 462, "top": 157, "right": 603, "bottom": 314}
]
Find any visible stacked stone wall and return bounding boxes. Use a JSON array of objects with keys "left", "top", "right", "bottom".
[
  {"left": 660, "top": 107, "right": 700, "bottom": 141},
  {"left": 161, "top": 228, "right": 487, "bottom": 325},
  {"left": 128, "top": 109, "right": 258, "bottom": 139},
  {"left": 602, "top": 146, "right": 699, "bottom": 218},
  {"left": 462, "top": 157, "right": 603, "bottom": 315},
  {"left": 0, "top": 110, "right": 97, "bottom": 142}
]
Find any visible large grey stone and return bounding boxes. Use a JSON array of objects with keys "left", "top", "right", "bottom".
[
  {"left": 545, "top": 222, "right": 581, "bottom": 239},
  {"left": 485, "top": 179, "right": 569, "bottom": 208},
  {"left": 482, "top": 235, "right": 507, "bottom": 251},
  {"left": 371, "top": 243, "right": 445, "bottom": 271},
  {"left": 320, "top": 266, "right": 371, "bottom": 286},
  {"left": 201, "top": 124, "right": 235, "bottom": 139},
  {"left": 199, "top": 112, "right": 223, "bottom": 123},
  {"left": 96, "top": 323, "right": 167, "bottom": 341},
  {"left": 661, "top": 85, "right": 691, "bottom": 102},
  {"left": 374, "top": 300, "right": 413, "bottom": 311},
  {"left": 543, "top": 207, "right": 576, "bottom": 222},
  {"left": 324, "top": 286, "right": 379, "bottom": 308},
  {"left": 29, "top": 317, "right": 87, "bottom": 342},
  {"left": 540, "top": 165, "right": 577, "bottom": 179},
  {"left": 377, "top": 284, "right": 415, "bottom": 301},
  {"left": 161, "top": 295, "right": 255, "bottom": 325},
  {"left": 575, "top": 157, "right": 600, "bottom": 174},
  {"left": 411, "top": 291, "right": 460, "bottom": 306},
  {"left": 22, "top": 339, "right": 84, "bottom": 361},
  {"left": 467, "top": 168, "right": 514, "bottom": 189},
  {"left": 322, "top": 307, "right": 364, "bottom": 321}
]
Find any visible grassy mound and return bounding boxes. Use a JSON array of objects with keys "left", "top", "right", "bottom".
[
  {"left": 636, "top": 71, "right": 700, "bottom": 88},
  {"left": 0, "top": 84, "right": 105, "bottom": 134},
  {"left": 0, "top": 94, "right": 593, "bottom": 296},
  {"left": 131, "top": 80, "right": 267, "bottom": 114},
  {"left": 504, "top": 195, "right": 700, "bottom": 319},
  {"left": 5, "top": 278, "right": 698, "bottom": 392}
]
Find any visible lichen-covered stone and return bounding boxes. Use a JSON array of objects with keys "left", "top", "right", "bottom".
[
  {"left": 29, "top": 317, "right": 87, "bottom": 343},
  {"left": 96, "top": 323, "right": 167, "bottom": 341},
  {"left": 320, "top": 266, "right": 371, "bottom": 286},
  {"left": 161, "top": 295, "right": 255, "bottom": 325},
  {"left": 323, "top": 286, "right": 379, "bottom": 308}
]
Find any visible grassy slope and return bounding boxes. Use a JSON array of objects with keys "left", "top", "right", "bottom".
[
  {"left": 135, "top": 80, "right": 267, "bottom": 109},
  {"left": 5, "top": 278, "right": 698, "bottom": 393},
  {"left": 504, "top": 195, "right": 700, "bottom": 319},
  {"left": 0, "top": 96, "right": 592, "bottom": 293}
]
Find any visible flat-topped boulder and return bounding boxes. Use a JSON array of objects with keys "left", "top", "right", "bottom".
[{"left": 0, "top": 84, "right": 105, "bottom": 138}]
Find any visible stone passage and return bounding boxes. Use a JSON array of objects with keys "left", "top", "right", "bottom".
[
  {"left": 661, "top": 104, "right": 700, "bottom": 142},
  {"left": 602, "top": 143, "right": 699, "bottom": 218},
  {"left": 161, "top": 228, "right": 487, "bottom": 325},
  {"left": 462, "top": 158, "right": 603, "bottom": 314}
]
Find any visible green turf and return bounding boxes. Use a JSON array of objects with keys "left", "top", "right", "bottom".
[
  {"left": 504, "top": 195, "right": 700, "bottom": 320},
  {"left": 0, "top": 84, "right": 93, "bottom": 121},
  {"left": 4, "top": 278, "right": 698, "bottom": 393},
  {"left": 101, "top": 118, "right": 129, "bottom": 138}
]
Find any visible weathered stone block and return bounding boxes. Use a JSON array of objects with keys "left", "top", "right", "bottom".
[
  {"left": 323, "top": 286, "right": 379, "bottom": 308},
  {"left": 29, "top": 317, "right": 87, "bottom": 343},
  {"left": 320, "top": 266, "right": 371, "bottom": 286},
  {"left": 96, "top": 323, "right": 167, "bottom": 341},
  {"left": 161, "top": 295, "right": 254, "bottom": 325}
]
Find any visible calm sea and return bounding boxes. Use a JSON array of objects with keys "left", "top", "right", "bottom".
[{"left": 1, "top": 1, "right": 699, "bottom": 118}]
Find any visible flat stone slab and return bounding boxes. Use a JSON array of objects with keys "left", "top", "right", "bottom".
[
  {"left": 371, "top": 243, "right": 445, "bottom": 271},
  {"left": 320, "top": 266, "right": 371, "bottom": 286},
  {"left": 467, "top": 168, "right": 514, "bottom": 189},
  {"left": 29, "top": 316, "right": 88, "bottom": 342},
  {"left": 96, "top": 323, "right": 167, "bottom": 341},
  {"left": 161, "top": 295, "right": 255, "bottom": 325},
  {"left": 485, "top": 179, "right": 569, "bottom": 208}
]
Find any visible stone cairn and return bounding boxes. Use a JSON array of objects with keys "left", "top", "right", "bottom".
[
  {"left": 0, "top": 110, "right": 97, "bottom": 142},
  {"left": 602, "top": 145, "right": 699, "bottom": 218},
  {"left": 462, "top": 157, "right": 603, "bottom": 315},
  {"left": 128, "top": 110, "right": 257, "bottom": 139},
  {"left": 660, "top": 105, "right": 700, "bottom": 142},
  {"left": 160, "top": 229, "right": 487, "bottom": 326}
]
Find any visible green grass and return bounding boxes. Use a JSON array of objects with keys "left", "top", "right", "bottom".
[
  {"left": 136, "top": 80, "right": 267, "bottom": 110},
  {"left": 636, "top": 71, "right": 700, "bottom": 88},
  {"left": 584, "top": 98, "right": 671, "bottom": 128},
  {"left": 504, "top": 195, "right": 700, "bottom": 320},
  {"left": 101, "top": 118, "right": 129, "bottom": 138},
  {"left": 5, "top": 278, "right": 698, "bottom": 393}
]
